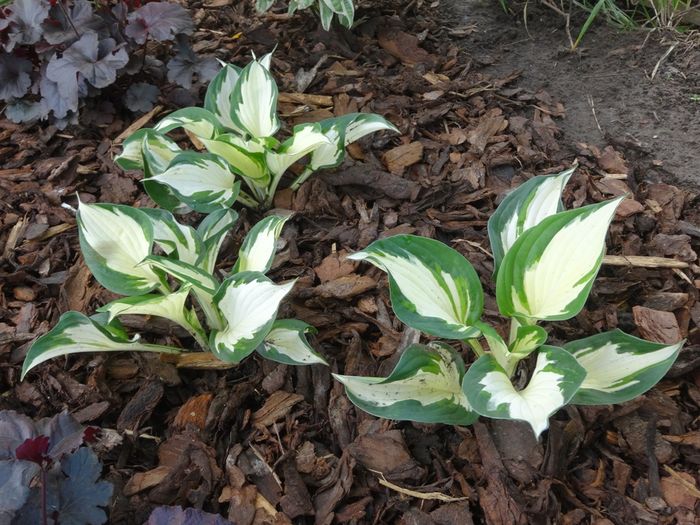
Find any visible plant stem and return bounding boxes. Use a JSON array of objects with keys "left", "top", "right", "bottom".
[
  {"left": 290, "top": 167, "right": 315, "bottom": 192},
  {"left": 236, "top": 190, "right": 260, "bottom": 209},
  {"left": 57, "top": 0, "right": 81, "bottom": 40},
  {"left": 41, "top": 468, "right": 48, "bottom": 525},
  {"left": 467, "top": 339, "right": 485, "bottom": 357}
]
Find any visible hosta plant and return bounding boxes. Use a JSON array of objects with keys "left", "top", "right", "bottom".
[
  {"left": 335, "top": 167, "right": 684, "bottom": 437},
  {"left": 255, "top": 0, "right": 355, "bottom": 31},
  {"left": 114, "top": 53, "right": 397, "bottom": 211},
  {"left": 21, "top": 201, "right": 326, "bottom": 379}
]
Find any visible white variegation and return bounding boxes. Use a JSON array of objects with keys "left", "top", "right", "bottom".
[
  {"left": 141, "top": 133, "right": 182, "bottom": 176},
  {"left": 510, "top": 197, "right": 622, "bottom": 319},
  {"left": 205, "top": 65, "right": 242, "bottom": 132},
  {"left": 200, "top": 136, "right": 267, "bottom": 181},
  {"left": 100, "top": 287, "right": 189, "bottom": 325},
  {"left": 154, "top": 108, "right": 220, "bottom": 139},
  {"left": 345, "top": 115, "right": 398, "bottom": 144},
  {"left": 114, "top": 133, "right": 145, "bottom": 170},
  {"left": 142, "top": 256, "right": 219, "bottom": 295},
  {"left": 214, "top": 278, "right": 295, "bottom": 350},
  {"left": 21, "top": 312, "right": 180, "bottom": 379},
  {"left": 261, "top": 323, "right": 327, "bottom": 365},
  {"left": 152, "top": 156, "right": 237, "bottom": 205},
  {"left": 78, "top": 202, "right": 160, "bottom": 288},
  {"left": 231, "top": 60, "right": 280, "bottom": 138},
  {"left": 235, "top": 214, "right": 290, "bottom": 273},
  {"left": 143, "top": 209, "right": 200, "bottom": 265},
  {"left": 348, "top": 251, "right": 466, "bottom": 329},
  {"left": 266, "top": 124, "right": 330, "bottom": 177}
]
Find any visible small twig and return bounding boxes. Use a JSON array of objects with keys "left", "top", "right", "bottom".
[
  {"left": 663, "top": 465, "right": 700, "bottom": 498},
  {"left": 602, "top": 255, "right": 689, "bottom": 269},
  {"left": 587, "top": 94, "right": 603, "bottom": 135},
  {"left": 650, "top": 43, "right": 678, "bottom": 81},
  {"left": 369, "top": 469, "right": 469, "bottom": 502},
  {"left": 57, "top": 0, "right": 81, "bottom": 40}
]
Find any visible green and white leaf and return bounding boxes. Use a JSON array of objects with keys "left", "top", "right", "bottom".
[
  {"left": 488, "top": 167, "right": 575, "bottom": 274},
  {"left": 211, "top": 272, "right": 295, "bottom": 362},
  {"left": 230, "top": 59, "right": 280, "bottom": 138},
  {"left": 77, "top": 202, "right": 163, "bottom": 296},
  {"left": 257, "top": 319, "right": 327, "bottom": 365},
  {"left": 266, "top": 123, "right": 330, "bottom": 177},
  {"left": 140, "top": 208, "right": 201, "bottom": 265},
  {"left": 321, "top": 0, "right": 354, "bottom": 27},
  {"left": 334, "top": 343, "right": 478, "bottom": 426},
  {"left": 200, "top": 134, "right": 268, "bottom": 182},
  {"left": 204, "top": 64, "right": 243, "bottom": 132},
  {"left": 318, "top": 0, "right": 334, "bottom": 30},
  {"left": 496, "top": 197, "right": 623, "bottom": 322},
  {"left": 114, "top": 129, "right": 149, "bottom": 171},
  {"left": 349, "top": 235, "right": 484, "bottom": 339},
  {"left": 139, "top": 130, "right": 188, "bottom": 212},
  {"left": 151, "top": 152, "right": 241, "bottom": 213},
  {"left": 196, "top": 208, "right": 239, "bottom": 274},
  {"left": 463, "top": 345, "right": 586, "bottom": 437},
  {"left": 21, "top": 312, "right": 180, "bottom": 379},
  {"left": 474, "top": 321, "right": 516, "bottom": 376},
  {"left": 565, "top": 329, "right": 683, "bottom": 405},
  {"left": 233, "top": 213, "right": 291, "bottom": 274},
  {"left": 287, "top": 0, "right": 315, "bottom": 14},
  {"left": 509, "top": 325, "right": 548, "bottom": 359},
  {"left": 154, "top": 107, "right": 222, "bottom": 140}
]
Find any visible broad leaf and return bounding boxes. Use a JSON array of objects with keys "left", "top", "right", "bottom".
[
  {"left": 140, "top": 131, "right": 188, "bottom": 212},
  {"left": 349, "top": 235, "right": 483, "bottom": 339},
  {"left": 211, "top": 272, "right": 295, "bottom": 362},
  {"left": 124, "top": 2, "right": 194, "bottom": 44},
  {"left": 200, "top": 134, "right": 268, "bottom": 183},
  {"left": 0, "top": 460, "right": 38, "bottom": 518},
  {"left": 488, "top": 167, "right": 575, "bottom": 274},
  {"left": 0, "top": 53, "right": 32, "bottom": 101},
  {"left": 496, "top": 197, "right": 623, "bottom": 322},
  {"left": 265, "top": 123, "right": 330, "bottom": 177},
  {"left": 22, "top": 312, "right": 181, "bottom": 379},
  {"left": 463, "top": 345, "right": 586, "bottom": 437},
  {"left": 509, "top": 325, "right": 548, "bottom": 359},
  {"left": 151, "top": 152, "right": 241, "bottom": 213},
  {"left": 114, "top": 129, "right": 149, "bottom": 171},
  {"left": 321, "top": 0, "right": 354, "bottom": 28},
  {"left": 154, "top": 107, "right": 222, "bottom": 140},
  {"left": 5, "top": 0, "right": 49, "bottom": 50},
  {"left": 142, "top": 255, "right": 219, "bottom": 296},
  {"left": 140, "top": 208, "right": 201, "bottom": 265},
  {"left": 318, "top": 0, "right": 334, "bottom": 30},
  {"left": 43, "top": 0, "right": 102, "bottom": 46},
  {"left": 77, "top": 201, "right": 163, "bottom": 296},
  {"left": 204, "top": 64, "right": 242, "bottom": 132},
  {"left": 257, "top": 320, "right": 327, "bottom": 366},
  {"left": 124, "top": 82, "right": 160, "bottom": 113},
  {"left": 565, "top": 329, "right": 683, "bottom": 405},
  {"left": 229, "top": 59, "right": 280, "bottom": 138},
  {"left": 57, "top": 447, "right": 113, "bottom": 525},
  {"left": 233, "top": 214, "right": 290, "bottom": 274},
  {"left": 335, "top": 343, "right": 478, "bottom": 425},
  {"left": 196, "top": 208, "right": 239, "bottom": 274}
]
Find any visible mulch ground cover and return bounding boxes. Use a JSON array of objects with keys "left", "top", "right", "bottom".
[{"left": 1, "top": 1, "right": 699, "bottom": 523}]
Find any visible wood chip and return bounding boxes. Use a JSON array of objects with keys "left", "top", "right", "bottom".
[
  {"left": 632, "top": 306, "right": 682, "bottom": 344},
  {"left": 252, "top": 391, "right": 304, "bottom": 427},
  {"left": 382, "top": 142, "right": 423, "bottom": 174}
]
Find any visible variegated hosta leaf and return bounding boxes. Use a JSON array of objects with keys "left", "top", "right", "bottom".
[
  {"left": 77, "top": 202, "right": 163, "bottom": 296},
  {"left": 139, "top": 130, "right": 189, "bottom": 212},
  {"left": 309, "top": 113, "right": 398, "bottom": 172},
  {"left": 204, "top": 63, "right": 243, "bottom": 132},
  {"left": 564, "top": 329, "right": 683, "bottom": 405},
  {"left": 211, "top": 272, "right": 295, "bottom": 362},
  {"left": 196, "top": 208, "right": 239, "bottom": 274},
  {"left": 151, "top": 152, "right": 241, "bottom": 213},
  {"left": 233, "top": 214, "right": 291, "bottom": 274},
  {"left": 496, "top": 197, "right": 624, "bottom": 322},
  {"left": 321, "top": 0, "right": 354, "bottom": 28},
  {"left": 257, "top": 320, "right": 327, "bottom": 366},
  {"left": 154, "top": 107, "right": 222, "bottom": 140},
  {"left": 266, "top": 123, "right": 330, "bottom": 177},
  {"left": 21, "top": 312, "right": 180, "bottom": 379},
  {"left": 318, "top": 0, "right": 334, "bottom": 30},
  {"left": 287, "top": 0, "right": 315, "bottom": 15},
  {"left": 463, "top": 345, "right": 586, "bottom": 437},
  {"left": 230, "top": 59, "right": 280, "bottom": 138},
  {"left": 349, "top": 235, "right": 484, "bottom": 339},
  {"left": 474, "top": 321, "right": 514, "bottom": 376},
  {"left": 488, "top": 168, "right": 575, "bottom": 274},
  {"left": 114, "top": 129, "right": 149, "bottom": 171},
  {"left": 97, "top": 287, "right": 207, "bottom": 348},
  {"left": 140, "top": 208, "right": 202, "bottom": 265},
  {"left": 200, "top": 134, "right": 268, "bottom": 183},
  {"left": 334, "top": 343, "right": 478, "bottom": 425},
  {"left": 509, "top": 325, "right": 548, "bottom": 359}
]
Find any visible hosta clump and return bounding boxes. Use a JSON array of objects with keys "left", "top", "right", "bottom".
[
  {"left": 22, "top": 201, "right": 326, "bottom": 379},
  {"left": 115, "top": 52, "right": 397, "bottom": 210},
  {"left": 0, "top": 410, "right": 112, "bottom": 525},
  {"left": 0, "top": 0, "right": 217, "bottom": 126},
  {"left": 255, "top": 0, "right": 355, "bottom": 31},
  {"left": 336, "top": 167, "right": 684, "bottom": 437}
]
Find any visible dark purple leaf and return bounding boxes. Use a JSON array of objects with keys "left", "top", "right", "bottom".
[
  {"left": 147, "top": 506, "right": 233, "bottom": 525},
  {"left": 43, "top": 0, "right": 104, "bottom": 46},
  {"left": 125, "top": 3, "right": 193, "bottom": 44},
  {"left": 36, "top": 411, "right": 86, "bottom": 461},
  {"left": 0, "top": 460, "right": 39, "bottom": 516},
  {"left": 40, "top": 68, "right": 79, "bottom": 119},
  {"left": 167, "top": 37, "right": 219, "bottom": 89},
  {"left": 5, "top": 99, "right": 47, "bottom": 123},
  {"left": 47, "top": 32, "right": 128, "bottom": 90},
  {"left": 0, "top": 52, "right": 32, "bottom": 100},
  {"left": 124, "top": 81, "right": 159, "bottom": 112},
  {"left": 58, "top": 447, "right": 112, "bottom": 525},
  {"left": 5, "top": 0, "right": 50, "bottom": 51},
  {"left": 0, "top": 411, "right": 35, "bottom": 460},
  {"left": 14, "top": 436, "right": 49, "bottom": 465}
]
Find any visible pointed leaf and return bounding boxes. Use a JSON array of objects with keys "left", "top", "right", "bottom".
[
  {"left": 77, "top": 202, "right": 163, "bottom": 296},
  {"left": 22, "top": 312, "right": 180, "bottom": 379},
  {"left": 140, "top": 208, "right": 201, "bottom": 265},
  {"left": 509, "top": 325, "right": 548, "bottom": 358},
  {"left": 233, "top": 214, "right": 290, "bottom": 274},
  {"left": 257, "top": 320, "right": 326, "bottom": 366},
  {"left": 197, "top": 208, "right": 239, "bottom": 273},
  {"left": 565, "top": 329, "right": 683, "bottom": 405},
  {"left": 335, "top": 343, "right": 477, "bottom": 425},
  {"left": 463, "top": 345, "right": 586, "bottom": 437},
  {"left": 211, "top": 272, "right": 295, "bottom": 363},
  {"left": 200, "top": 134, "right": 268, "bottom": 183},
  {"left": 229, "top": 59, "right": 280, "bottom": 138},
  {"left": 265, "top": 123, "right": 330, "bottom": 177},
  {"left": 496, "top": 197, "right": 623, "bottom": 322},
  {"left": 204, "top": 63, "right": 242, "bottom": 132},
  {"left": 142, "top": 255, "right": 219, "bottom": 295},
  {"left": 151, "top": 152, "right": 240, "bottom": 213},
  {"left": 349, "top": 235, "right": 483, "bottom": 339},
  {"left": 154, "top": 107, "right": 222, "bottom": 140},
  {"left": 321, "top": 0, "right": 354, "bottom": 27}
]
